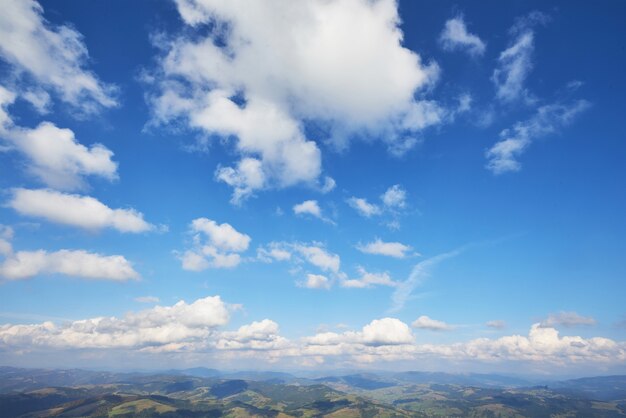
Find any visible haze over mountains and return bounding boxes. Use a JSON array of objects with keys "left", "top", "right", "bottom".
[{"left": 1, "top": 367, "right": 626, "bottom": 417}]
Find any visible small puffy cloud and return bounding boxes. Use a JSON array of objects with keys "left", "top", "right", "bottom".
[
  {"left": 135, "top": 296, "right": 160, "bottom": 304},
  {"left": 256, "top": 241, "right": 342, "bottom": 280},
  {"left": 412, "top": 315, "right": 454, "bottom": 331},
  {"left": 294, "top": 244, "right": 341, "bottom": 274},
  {"left": 341, "top": 267, "right": 397, "bottom": 289},
  {"left": 486, "top": 99, "right": 590, "bottom": 174},
  {"left": 8, "top": 188, "right": 154, "bottom": 233},
  {"left": 293, "top": 200, "right": 334, "bottom": 224},
  {"left": 381, "top": 184, "right": 407, "bottom": 209},
  {"left": 300, "top": 273, "right": 331, "bottom": 290},
  {"left": 0, "top": 249, "right": 139, "bottom": 281},
  {"left": 0, "top": 0, "right": 117, "bottom": 114},
  {"left": 257, "top": 243, "right": 292, "bottom": 263},
  {"left": 541, "top": 311, "right": 596, "bottom": 328},
  {"left": 293, "top": 200, "right": 323, "bottom": 219},
  {"left": 148, "top": 0, "right": 443, "bottom": 201},
  {"left": 486, "top": 320, "right": 507, "bottom": 329},
  {"left": 347, "top": 197, "right": 381, "bottom": 217},
  {"left": 181, "top": 218, "right": 250, "bottom": 270},
  {"left": 439, "top": 16, "right": 486, "bottom": 56},
  {"left": 357, "top": 238, "right": 412, "bottom": 258},
  {"left": 191, "top": 218, "right": 251, "bottom": 252},
  {"left": 0, "top": 114, "right": 118, "bottom": 190}
]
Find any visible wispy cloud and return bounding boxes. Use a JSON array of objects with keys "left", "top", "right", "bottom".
[
  {"left": 486, "top": 99, "right": 590, "bottom": 174},
  {"left": 390, "top": 247, "right": 465, "bottom": 313},
  {"left": 439, "top": 16, "right": 486, "bottom": 56}
]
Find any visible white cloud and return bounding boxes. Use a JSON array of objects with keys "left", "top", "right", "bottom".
[
  {"left": 135, "top": 296, "right": 160, "bottom": 304},
  {"left": 439, "top": 16, "right": 486, "bottom": 56},
  {"left": 381, "top": 184, "right": 407, "bottom": 209},
  {"left": 357, "top": 238, "right": 412, "bottom": 258},
  {"left": 0, "top": 0, "right": 117, "bottom": 114},
  {"left": 541, "top": 311, "right": 596, "bottom": 328},
  {"left": 0, "top": 225, "right": 14, "bottom": 257},
  {"left": 148, "top": 0, "right": 443, "bottom": 201},
  {"left": 257, "top": 243, "right": 292, "bottom": 263},
  {"left": 293, "top": 200, "right": 322, "bottom": 219},
  {"left": 486, "top": 99, "right": 590, "bottom": 174},
  {"left": 300, "top": 273, "right": 331, "bottom": 290},
  {"left": 320, "top": 176, "right": 336, "bottom": 194},
  {"left": 0, "top": 296, "right": 229, "bottom": 350},
  {"left": 0, "top": 249, "right": 139, "bottom": 281},
  {"left": 341, "top": 267, "right": 397, "bottom": 289},
  {"left": 347, "top": 197, "right": 381, "bottom": 217},
  {"left": 294, "top": 244, "right": 341, "bottom": 274},
  {"left": 391, "top": 248, "right": 464, "bottom": 312},
  {"left": 492, "top": 12, "right": 549, "bottom": 103},
  {"left": 180, "top": 218, "right": 251, "bottom": 270},
  {"left": 8, "top": 188, "right": 154, "bottom": 233},
  {"left": 486, "top": 320, "right": 507, "bottom": 329},
  {"left": 412, "top": 315, "right": 454, "bottom": 331},
  {"left": 256, "top": 241, "right": 341, "bottom": 280},
  {"left": 0, "top": 91, "right": 118, "bottom": 190}
]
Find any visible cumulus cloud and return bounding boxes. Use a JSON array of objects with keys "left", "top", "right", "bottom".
[
  {"left": 0, "top": 0, "right": 117, "bottom": 114},
  {"left": 300, "top": 273, "right": 331, "bottom": 290},
  {"left": 412, "top": 315, "right": 454, "bottom": 331},
  {"left": 0, "top": 296, "right": 229, "bottom": 350},
  {"left": 439, "top": 16, "right": 486, "bottom": 56},
  {"left": 320, "top": 176, "right": 336, "bottom": 194},
  {"left": 0, "top": 249, "right": 139, "bottom": 281},
  {"left": 380, "top": 184, "right": 407, "bottom": 209},
  {"left": 541, "top": 311, "right": 596, "bottom": 328},
  {"left": 148, "top": 0, "right": 443, "bottom": 201},
  {"left": 0, "top": 89, "right": 118, "bottom": 190},
  {"left": 341, "top": 267, "right": 397, "bottom": 289},
  {"left": 295, "top": 244, "right": 341, "bottom": 274},
  {"left": 357, "top": 238, "right": 413, "bottom": 258},
  {"left": 0, "top": 304, "right": 624, "bottom": 370},
  {"left": 348, "top": 185, "right": 409, "bottom": 226},
  {"left": 347, "top": 197, "right": 381, "bottom": 217},
  {"left": 0, "top": 222, "right": 138, "bottom": 283},
  {"left": 293, "top": 199, "right": 333, "bottom": 224},
  {"left": 7, "top": 188, "right": 154, "bottom": 233},
  {"left": 180, "top": 218, "right": 251, "bottom": 270},
  {"left": 486, "top": 99, "right": 590, "bottom": 174},
  {"left": 256, "top": 242, "right": 342, "bottom": 285}
]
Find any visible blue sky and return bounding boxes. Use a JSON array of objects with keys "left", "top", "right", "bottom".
[{"left": 0, "top": 0, "right": 625, "bottom": 375}]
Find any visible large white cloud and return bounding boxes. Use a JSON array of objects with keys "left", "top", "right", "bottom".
[
  {"left": 0, "top": 249, "right": 139, "bottom": 281},
  {"left": 1, "top": 303, "right": 624, "bottom": 370},
  {"left": 0, "top": 224, "right": 138, "bottom": 282},
  {"left": 0, "top": 296, "right": 229, "bottom": 349},
  {"left": 148, "top": 0, "right": 442, "bottom": 201},
  {"left": 180, "top": 218, "right": 251, "bottom": 270},
  {"left": 0, "top": 0, "right": 117, "bottom": 114},
  {"left": 8, "top": 188, "right": 154, "bottom": 233},
  {"left": 0, "top": 88, "right": 118, "bottom": 190}
]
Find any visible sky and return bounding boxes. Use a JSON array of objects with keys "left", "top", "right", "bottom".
[{"left": 0, "top": 0, "right": 625, "bottom": 377}]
